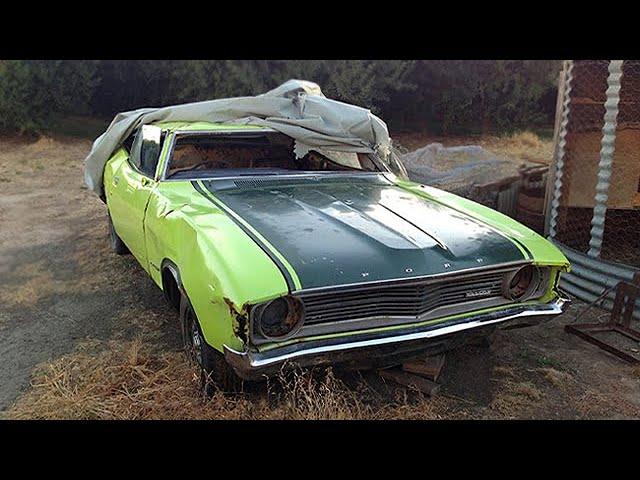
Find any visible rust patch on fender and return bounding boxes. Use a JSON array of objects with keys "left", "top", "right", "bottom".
[{"left": 223, "top": 297, "right": 249, "bottom": 345}]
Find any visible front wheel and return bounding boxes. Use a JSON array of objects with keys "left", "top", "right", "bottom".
[{"left": 179, "top": 294, "right": 243, "bottom": 395}]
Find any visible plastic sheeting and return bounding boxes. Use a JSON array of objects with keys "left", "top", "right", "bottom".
[
  {"left": 84, "top": 79, "right": 392, "bottom": 197},
  {"left": 400, "top": 143, "right": 527, "bottom": 197}
]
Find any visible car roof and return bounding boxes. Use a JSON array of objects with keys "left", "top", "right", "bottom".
[{"left": 151, "top": 120, "right": 276, "bottom": 133}]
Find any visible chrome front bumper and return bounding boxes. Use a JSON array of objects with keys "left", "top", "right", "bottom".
[{"left": 224, "top": 297, "right": 570, "bottom": 380}]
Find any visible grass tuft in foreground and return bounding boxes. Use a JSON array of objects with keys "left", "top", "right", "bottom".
[{"left": 6, "top": 339, "right": 450, "bottom": 420}]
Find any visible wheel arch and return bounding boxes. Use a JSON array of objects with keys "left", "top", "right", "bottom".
[{"left": 161, "top": 258, "right": 183, "bottom": 310}]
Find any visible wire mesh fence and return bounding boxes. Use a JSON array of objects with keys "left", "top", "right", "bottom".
[
  {"left": 553, "top": 60, "right": 607, "bottom": 253},
  {"left": 600, "top": 60, "right": 640, "bottom": 267},
  {"left": 552, "top": 60, "right": 640, "bottom": 268}
]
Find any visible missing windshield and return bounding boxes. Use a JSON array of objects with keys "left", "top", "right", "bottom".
[{"left": 165, "top": 131, "right": 381, "bottom": 179}]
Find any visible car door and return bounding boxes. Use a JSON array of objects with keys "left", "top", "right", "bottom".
[{"left": 108, "top": 125, "right": 163, "bottom": 271}]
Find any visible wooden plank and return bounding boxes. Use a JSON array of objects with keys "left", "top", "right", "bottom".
[
  {"left": 378, "top": 368, "right": 441, "bottom": 396},
  {"left": 517, "top": 192, "right": 545, "bottom": 213},
  {"left": 402, "top": 353, "right": 445, "bottom": 381}
]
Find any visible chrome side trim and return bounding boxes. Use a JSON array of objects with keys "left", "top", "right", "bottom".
[{"left": 225, "top": 297, "right": 569, "bottom": 377}]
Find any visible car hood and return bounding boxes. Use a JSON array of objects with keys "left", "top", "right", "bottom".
[{"left": 197, "top": 175, "right": 527, "bottom": 290}]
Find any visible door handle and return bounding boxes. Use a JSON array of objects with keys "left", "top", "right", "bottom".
[
  {"left": 141, "top": 177, "right": 151, "bottom": 187},
  {"left": 113, "top": 175, "right": 120, "bottom": 186}
]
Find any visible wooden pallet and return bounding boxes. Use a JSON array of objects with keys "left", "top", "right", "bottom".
[{"left": 378, "top": 353, "right": 446, "bottom": 396}]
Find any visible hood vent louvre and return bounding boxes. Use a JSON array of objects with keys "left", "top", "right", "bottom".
[
  {"left": 231, "top": 175, "right": 386, "bottom": 190},
  {"left": 233, "top": 177, "right": 319, "bottom": 189}
]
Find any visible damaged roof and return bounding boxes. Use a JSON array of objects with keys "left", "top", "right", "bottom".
[{"left": 84, "top": 79, "right": 392, "bottom": 197}]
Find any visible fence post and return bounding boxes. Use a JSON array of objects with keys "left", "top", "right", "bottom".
[
  {"left": 548, "top": 60, "right": 574, "bottom": 240},
  {"left": 587, "top": 60, "right": 624, "bottom": 258}
]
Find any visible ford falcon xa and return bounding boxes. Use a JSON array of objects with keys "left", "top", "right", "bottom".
[{"left": 86, "top": 81, "right": 570, "bottom": 392}]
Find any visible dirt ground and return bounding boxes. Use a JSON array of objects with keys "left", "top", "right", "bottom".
[{"left": 1, "top": 133, "right": 639, "bottom": 419}]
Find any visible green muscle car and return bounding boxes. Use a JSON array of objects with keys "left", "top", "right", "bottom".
[{"left": 103, "top": 120, "right": 570, "bottom": 392}]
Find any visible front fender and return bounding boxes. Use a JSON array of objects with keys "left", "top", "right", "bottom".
[{"left": 144, "top": 181, "right": 289, "bottom": 352}]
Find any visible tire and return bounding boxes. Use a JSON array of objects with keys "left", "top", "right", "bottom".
[
  {"left": 179, "top": 293, "right": 243, "bottom": 395},
  {"left": 107, "top": 213, "right": 129, "bottom": 255},
  {"left": 162, "top": 268, "right": 181, "bottom": 312}
]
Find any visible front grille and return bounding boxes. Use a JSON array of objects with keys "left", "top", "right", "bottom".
[{"left": 298, "top": 271, "right": 506, "bottom": 325}]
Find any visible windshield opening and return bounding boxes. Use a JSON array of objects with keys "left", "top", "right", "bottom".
[{"left": 165, "top": 131, "right": 382, "bottom": 179}]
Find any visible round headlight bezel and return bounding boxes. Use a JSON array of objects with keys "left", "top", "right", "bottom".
[
  {"left": 503, "top": 265, "right": 541, "bottom": 301},
  {"left": 255, "top": 295, "right": 305, "bottom": 340}
]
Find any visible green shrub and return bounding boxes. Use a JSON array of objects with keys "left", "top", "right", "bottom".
[
  {"left": 0, "top": 60, "right": 98, "bottom": 134},
  {"left": 396, "top": 60, "right": 560, "bottom": 134},
  {"left": 0, "top": 60, "right": 560, "bottom": 136}
]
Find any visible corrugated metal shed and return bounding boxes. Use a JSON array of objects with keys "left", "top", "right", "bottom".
[{"left": 545, "top": 60, "right": 640, "bottom": 312}]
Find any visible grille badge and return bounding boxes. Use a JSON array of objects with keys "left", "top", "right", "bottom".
[{"left": 465, "top": 289, "right": 493, "bottom": 298}]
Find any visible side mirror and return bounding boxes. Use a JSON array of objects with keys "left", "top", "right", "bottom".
[
  {"left": 139, "top": 125, "right": 163, "bottom": 177},
  {"left": 141, "top": 124, "right": 161, "bottom": 145}
]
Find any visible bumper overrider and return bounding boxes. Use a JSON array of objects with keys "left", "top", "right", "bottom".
[{"left": 224, "top": 296, "right": 570, "bottom": 380}]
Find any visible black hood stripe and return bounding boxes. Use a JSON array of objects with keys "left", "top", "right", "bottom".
[{"left": 191, "top": 181, "right": 297, "bottom": 292}]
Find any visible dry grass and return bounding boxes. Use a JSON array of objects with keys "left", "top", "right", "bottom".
[
  {"left": 5, "top": 339, "right": 453, "bottom": 420},
  {"left": 272, "top": 364, "right": 375, "bottom": 420},
  {"left": 482, "top": 131, "right": 552, "bottom": 163},
  {"left": 0, "top": 237, "right": 125, "bottom": 309},
  {"left": 0, "top": 136, "right": 91, "bottom": 172},
  {"left": 493, "top": 366, "right": 516, "bottom": 378},
  {"left": 572, "top": 389, "right": 640, "bottom": 419},
  {"left": 0, "top": 261, "right": 56, "bottom": 306},
  {"left": 536, "top": 367, "right": 572, "bottom": 388},
  {"left": 487, "top": 380, "right": 544, "bottom": 418},
  {"left": 393, "top": 130, "right": 553, "bottom": 164},
  {"left": 0, "top": 262, "right": 108, "bottom": 310},
  {"left": 6, "top": 339, "right": 277, "bottom": 420}
]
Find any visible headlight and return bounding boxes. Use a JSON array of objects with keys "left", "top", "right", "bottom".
[
  {"left": 504, "top": 265, "right": 541, "bottom": 300},
  {"left": 255, "top": 295, "right": 305, "bottom": 339}
]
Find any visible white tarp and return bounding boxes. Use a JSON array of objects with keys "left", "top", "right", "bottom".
[
  {"left": 401, "top": 142, "right": 526, "bottom": 194},
  {"left": 84, "top": 79, "right": 392, "bottom": 197}
]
